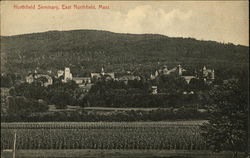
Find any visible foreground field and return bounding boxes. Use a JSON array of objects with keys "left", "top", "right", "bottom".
[
  {"left": 1, "top": 149, "right": 246, "bottom": 158},
  {"left": 1, "top": 121, "right": 247, "bottom": 158},
  {"left": 1, "top": 121, "right": 206, "bottom": 151}
]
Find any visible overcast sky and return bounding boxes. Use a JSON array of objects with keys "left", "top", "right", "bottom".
[{"left": 1, "top": 1, "right": 249, "bottom": 46}]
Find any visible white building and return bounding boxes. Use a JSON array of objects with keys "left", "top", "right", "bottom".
[
  {"left": 57, "top": 70, "right": 64, "bottom": 78},
  {"left": 63, "top": 67, "right": 73, "bottom": 82},
  {"left": 25, "top": 73, "right": 53, "bottom": 87},
  {"left": 151, "top": 86, "right": 158, "bottom": 95}
]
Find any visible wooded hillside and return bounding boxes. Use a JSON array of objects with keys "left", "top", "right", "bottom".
[{"left": 1, "top": 30, "right": 248, "bottom": 78}]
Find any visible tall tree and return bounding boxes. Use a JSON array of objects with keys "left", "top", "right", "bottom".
[{"left": 200, "top": 80, "right": 248, "bottom": 158}]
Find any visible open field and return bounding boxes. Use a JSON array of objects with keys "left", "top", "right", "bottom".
[{"left": 1, "top": 149, "right": 246, "bottom": 158}]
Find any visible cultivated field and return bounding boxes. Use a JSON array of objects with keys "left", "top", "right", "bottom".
[{"left": 1, "top": 121, "right": 207, "bottom": 151}]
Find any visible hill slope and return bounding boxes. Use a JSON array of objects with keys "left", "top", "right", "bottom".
[{"left": 1, "top": 30, "right": 248, "bottom": 77}]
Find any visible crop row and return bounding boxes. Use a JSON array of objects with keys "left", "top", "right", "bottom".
[{"left": 1, "top": 121, "right": 206, "bottom": 129}]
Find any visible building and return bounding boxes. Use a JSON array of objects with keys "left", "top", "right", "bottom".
[
  {"left": 161, "top": 64, "right": 186, "bottom": 76},
  {"left": 150, "top": 64, "right": 215, "bottom": 84},
  {"left": 60, "top": 67, "right": 92, "bottom": 87},
  {"left": 151, "top": 86, "right": 158, "bottom": 94},
  {"left": 25, "top": 74, "right": 34, "bottom": 83},
  {"left": 150, "top": 64, "right": 207, "bottom": 84},
  {"left": 150, "top": 70, "right": 159, "bottom": 80},
  {"left": 90, "top": 67, "right": 115, "bottom": 81},
  {"left": 25, "top": 72, "right": 53, "bottom": 87},
  {"left": 201, "top": 66, "right": 215, "bottom": 80},
  {"left": 63, "top": 67, "right": 73, "bottom": 82},
  {"left": 73, "top": 77, "right": 91, "bottom": 85},
  {"left": 177, "top": 64, "right": 186, "bottom": 76},
  {"left": 117, "top": 74, "right": 141, "bottom": 85},
  {"left": 150, "top": 64, "right": 187, "bottom": 79},
  {"left": 182, "top": 76, "right": 196, "bottom": 84},
  {"left": 57, "top": 70, "right": 64, "bottom": 78}
]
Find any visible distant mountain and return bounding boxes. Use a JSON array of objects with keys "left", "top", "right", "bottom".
[{"left": 1, "top": 30, "right": 249, "bottom": 77}]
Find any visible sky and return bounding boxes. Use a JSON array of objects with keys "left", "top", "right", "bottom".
[{"left": 0, "top": 1, "right": 249, "bottom": 46}]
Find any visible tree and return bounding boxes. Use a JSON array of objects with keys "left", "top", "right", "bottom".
[
  {"left": 189, "top": 78, "right": 208, "bottom": 91},
  {"left": 0, "top": 74, "right": 13, "bottom": 88},
  {"left": 200, "top": 81, "right": 248, "bottom": 158},
  {"left": 158, "top": 75, "right": 188, "bottom": 94},
  {"left": 14, "top": 83, "right": 46, "bottom": 100},
  {"left": 50, "top": 90, "right": 73, "bottom": 109}
]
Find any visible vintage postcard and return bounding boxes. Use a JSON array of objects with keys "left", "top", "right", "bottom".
[{"left": 0, "top": 1, "right": 249, "bottom": 158}]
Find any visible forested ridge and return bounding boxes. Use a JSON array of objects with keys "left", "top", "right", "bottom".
[{"left": 1, "top": 30, "right": 248, "bottom": 77}]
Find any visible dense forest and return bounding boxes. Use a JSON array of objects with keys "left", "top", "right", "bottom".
[{"left": 1, "top": 30, "right": 249, "bottom": 79}]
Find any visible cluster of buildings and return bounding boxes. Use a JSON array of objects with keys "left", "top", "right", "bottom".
[
  {"left": 25, "top": 64, "right": 215, "bottom": 94},
  {"left": 149, "top": 65, "right": 215, "bottom": 94},
  {"left": 26, "top": 70, "right": 53, "bottom": 87},
  {"left": 25, "top": 67, "right": 141, "bottom": 92},
  {"left": 57, "top": 67, "right": 141, "bottom": 85},
  {"left": 150, "top": 64, "right": 214, "bottom": 83}
]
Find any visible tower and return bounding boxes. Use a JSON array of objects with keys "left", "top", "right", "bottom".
[
  {"left": 150, "top": 74, "right": 155, "bottom": 80},
  {"left": 203, "top": 66, "right": 206, "bottom": 71},
  {"left": 202, "top": 66, "right": 208, "bottom": 78},
  {"left": 101, "top": 67, "right": 105, "bottom": 76},
  {"left": 211, "top": 69, "right": 215, "bottom": 80},
  {"left": 162, "top": 65, "right": 168, "bottom": 74},
  {"left": 155, "top": 70, "right": 159, "bottom": 77},
  {"left": 64, "top": 67, "right": 72, "bottom": 82},
  {"left": 177, "top": 64, "right": 182, "bottom": 76}
]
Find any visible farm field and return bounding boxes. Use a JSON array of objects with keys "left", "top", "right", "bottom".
[
  {"left": 1, "top": 149, "right": 246, "bottom": 158},
  {"left": 1, "top": 121, "right": 206, "bottom": 151},
  {"left": 2, "top": 121, "right": 244, "bottom": 158},
  {"left": 1, "top": 121, "right": 206, "bottom": 150}
]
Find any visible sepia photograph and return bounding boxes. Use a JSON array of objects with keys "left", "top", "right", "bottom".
[{"left": 0, "top": 1, "right": 249, "bottom": 158}]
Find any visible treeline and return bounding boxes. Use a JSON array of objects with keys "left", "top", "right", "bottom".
[
  {"left": 85, "top": 94, "right": 198, "bottom": 108},
  {"left": 84, "top": 75, "right": 211, "bottom": 108},
  {"left": 2, "top": 108, "right": 208, "bottom": 122},
  {"left": 1, "top": 78, "right": 84, "bottom": 120},
  {"left": 9, "top": 78, "right": 83, "bottom": 108}
]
